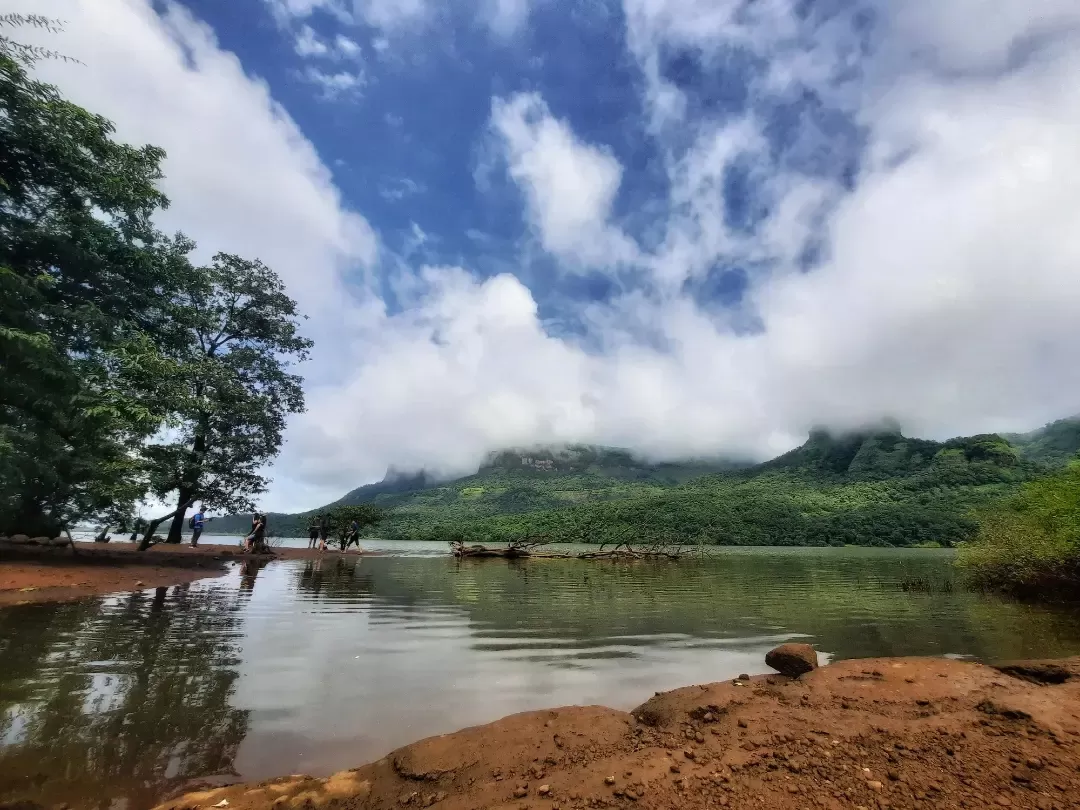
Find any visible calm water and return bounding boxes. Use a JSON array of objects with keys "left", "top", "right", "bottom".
[{"left": 4, "top": 542, "right": 1080, "bottom": 809}]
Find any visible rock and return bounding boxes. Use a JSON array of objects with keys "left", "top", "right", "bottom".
[
  {"left": 48, "top": 536, "right": 70, "bottom": 546},
  {"left": 29, "top": 536, "right": 51, "bottom": 545},
  {"left": 993, "top": 660, "right": 1075, "bottom": 685},
  {"left": 604, "top": 776, "right": 615, "bottom": 786},
  {"left": 867, "top": 781, "right": 883, "bottom": 792},
  {"left": 538, "top": 785, "right": 551, "bottom": 796},
  {"left": 513, "top": 787, "right": 528, "bottom": 799},
  {"left": 1012, "top": 766, "right": 1035, "bottom": 783},
  {"left": 765, "top": 644, "right": 818, "bottom": 678},
  {"left": 738, "top": 674, "right": 750, "bottom": 681},
  {"left": 669, "top": 764, "right": 680, "bottom": 774},
  {"left": 9, "top": 534, "right": 31, "bottom": 544},
  {"left": 683, "top": 749, "right": 696, "bottom": 760},
  {"left": 737, "top": 719, "right": 748, "bottom": 729}
]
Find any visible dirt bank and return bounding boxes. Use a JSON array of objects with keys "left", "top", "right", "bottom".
[
  {"left": 157, "top": 655, "right": 1080, "bottom": 810},
  {"left": 0, "top": 541, "right": 365, "bottom": 605}
]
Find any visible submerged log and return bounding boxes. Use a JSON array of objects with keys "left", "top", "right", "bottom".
[{"left": 449, "top": 538, "right": 692, "bottom": 561}]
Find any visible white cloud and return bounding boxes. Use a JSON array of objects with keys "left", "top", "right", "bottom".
[
  {"left": 302, "top": 65, "right": 365, "bottom": 98},
  {"left": 334, "top": 34, "right": 362, "bottom": 58},
  {"left": 16, "top": 0, "right": 1080, "bottom": 512},
  {"left": 294, "top": 24, "right": 330, "bottom": 57},
  {"left": 265, "top": 0, "right": 534, "bottom": 40},
  {"left": 292, "top": 0, "right": 1080, "bottom": 495},
  {"left": 491, "top": 93, "right": 638, "bottom": 267},
  {"left": 482, "top": 0, "right": 534, "bottom": 37}
]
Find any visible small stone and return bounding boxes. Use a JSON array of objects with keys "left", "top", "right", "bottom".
[
  {"left": 514, "top": 787, "right": 528, "bottom": 799},
  {"left": 995, "top": 796, "right": 1012, "bottom": 807},
  {"left": 604, "top": 776, "right": 615, "bottom": 786},
  {"left": 887, "top": 770, "right": 900, "bottom": 782},
  {"left": 915, "top": 699, "right": 930, "bottom": 706},
  {"left": 1012, "top": 767, "right": 1034, "bottom": 784},
  {"left": 738, "top": 674, "right": 750, "bottom": 681},
  {"left": 738, "top": 719, "right": 748, "bottom": 729},
  {"left": 683, "top": 749, "right": 696, "bottom": 760},
  {"left": 1027, "top": 758, "right": 1044, "bottom": 770},
  {"left": 905, "top": 677, "right": 916, "bottom": 684},
  {"left": 694, "top": 733, "right": 704, "bottom": 744},
  {"left": 538, "top": 785, "right": 551, "bottom": 796},
  {"left": 669, "top": 764, "right": 681, "bottom": 774},
  {"left": 867, "top": 781, "right": 883, "bottom": 792}
]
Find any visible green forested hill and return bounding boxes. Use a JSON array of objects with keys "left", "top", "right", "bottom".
[
  {"left": 1005, "top": 416, "right": 1080, "bottom": 467},
  {"left": 213, "top": 420, "right": 1079, "bottom": 546},
  {"left": 211, "top": 446, "right": 747, "bottom": 537}
]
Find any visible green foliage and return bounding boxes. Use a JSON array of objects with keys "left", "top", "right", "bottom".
[
  {"left": 958, "top": 461, "right": 1080, "bottom": 594},
  {"left": 0, "top": 49, "right": 179, "bottom": 534},
  {"left": 0, "top": 47, "right": 310, "bottom": 539},
  {"left": 1005, "top": 416, "right": 1080, "bottom": 468},
  {"left": 325, "top": 504, "right": 384, "bottom": 551},
  {"left": 143, "top": 253, "right": 312, "bottom": 542}
]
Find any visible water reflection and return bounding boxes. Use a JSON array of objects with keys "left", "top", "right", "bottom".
[
  {"left": 3, "top": 546, "right": 1080, "bottom": 810},
  {"left": 0, "top": 583, "right": 250, "bottom": 809}
]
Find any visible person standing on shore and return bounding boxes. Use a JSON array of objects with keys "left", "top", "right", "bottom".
[
  {"left": 318, "top": 513, "right": 329, "bottom": 552},
  {"left": 308, "top": 516, "right": 321, "bottom": 549},
  {"left": 190, "top": 508, "right": 206, "bottom": 547}
]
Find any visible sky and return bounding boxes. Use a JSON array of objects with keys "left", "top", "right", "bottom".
[{"left": 15, "top": 0, "right": 1080, "bottom": 512}]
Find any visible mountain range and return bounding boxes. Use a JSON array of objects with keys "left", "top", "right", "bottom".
[{"left": 211, "top": 416, "right": 1080, "bottom": 544}]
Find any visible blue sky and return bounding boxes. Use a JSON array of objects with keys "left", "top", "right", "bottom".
[{"left": 21, "top": 0, "right": 1080, "bottom": 510}]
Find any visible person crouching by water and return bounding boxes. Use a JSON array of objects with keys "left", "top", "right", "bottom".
[
  {"left": 308, "top": 515, "right": 321, "bottom": 549},
  {"left": 244, "top": 513, "right": 266, "bottom": 554}
]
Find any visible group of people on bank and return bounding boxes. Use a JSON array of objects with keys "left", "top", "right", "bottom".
[
  {"left": 307, "top": 514, "right": 362, "bottom": 551},
  {"left": 167, "top": 509, "right": 362, "bottom": 553}
]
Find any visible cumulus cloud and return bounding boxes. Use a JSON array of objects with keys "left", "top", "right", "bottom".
[
  {"left": 19, "top": 0, "right": 1080, "bottom": 511},
  {"left": 293, "top": 0, "right": 1080, "bottom": 494},
  {"left": 491, "top": 93, "right": 638, "bottom": 267},
  {"left": 265, "top": 0, "right": 534, "bottom": 40}
]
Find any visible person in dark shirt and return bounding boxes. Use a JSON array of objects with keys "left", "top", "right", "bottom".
[
  {"left": 308, "top": 516, "right": 321, "bottom": 549},
  {"left": 318, "top": 513, "right": 329, "bottom": 552},
  {"left": 344, "top": 520, "right": 360, "bottom": 550}
]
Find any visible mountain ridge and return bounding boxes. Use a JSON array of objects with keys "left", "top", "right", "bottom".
[{"left": 210, "top": 418, "right": 1080, "bottom": 540}]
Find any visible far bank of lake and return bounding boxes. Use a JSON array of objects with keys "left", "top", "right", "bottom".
[{"left": 3, "top": 543, "right": 1080, "bottom": 809}]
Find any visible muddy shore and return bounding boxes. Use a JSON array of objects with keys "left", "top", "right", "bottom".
[
  {"left": 157, "top": 655, "right": 1080, "bottom": 810},
  {"left": 0, "top": 541, "right": 366, "bottom": 605}
]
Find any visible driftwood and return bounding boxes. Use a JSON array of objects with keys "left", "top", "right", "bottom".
[{"left": 450, "top": 536, "right": 695, "bottom": 561}]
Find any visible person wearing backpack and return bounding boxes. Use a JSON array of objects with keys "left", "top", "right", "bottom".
[{"left": 189, "top": 508, "right": 206, "bottom": 547}]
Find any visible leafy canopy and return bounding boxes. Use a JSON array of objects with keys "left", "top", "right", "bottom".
[{"left": 0, "top": 41, "right": 184, "bottom": 534}]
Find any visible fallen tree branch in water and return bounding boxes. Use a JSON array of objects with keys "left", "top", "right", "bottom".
[{"left": 449, "top": 537, "right": 695, "bottom": 560}]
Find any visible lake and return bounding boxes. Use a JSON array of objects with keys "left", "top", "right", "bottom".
[{"left": 3, "top": 542, "right": 1080, "bottom": 809}]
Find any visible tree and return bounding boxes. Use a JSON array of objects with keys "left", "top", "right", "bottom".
[
  {"left": 0, "top": 40, "right": 185, "bottom": 535},
  {"left": 327, "top": 504, "right": 384, "bottom": 551},
  {"left": 142, "top": 254, "right": 311, "bottom": 547}
]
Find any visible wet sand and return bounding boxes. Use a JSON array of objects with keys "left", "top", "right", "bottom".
[
  {"left": 157, "top": 655, "right": 1080, "bottom": 810},
  {"left": 0, "top": 540, "right": 368, "bottom": 605}
]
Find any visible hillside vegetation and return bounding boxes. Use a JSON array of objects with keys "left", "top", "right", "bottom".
[{"left": 215, "top": 417, "right": 1080, "bottom": 549}]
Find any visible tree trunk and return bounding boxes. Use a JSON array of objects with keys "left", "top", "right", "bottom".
[
  {"left": 138, "top": 496, "right": 196, "bottom": 551},
  {"left": 165, "top": 487, "right": 192, "bottom": 544}
]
